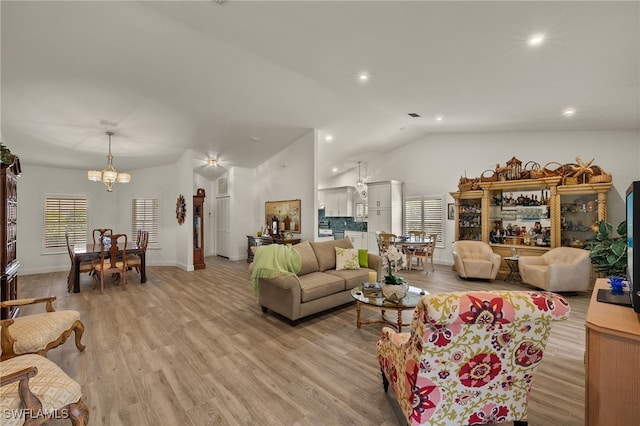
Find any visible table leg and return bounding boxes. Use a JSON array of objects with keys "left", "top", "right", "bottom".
[
  {"left": 73, "top": 257, "right": 81, "bottom": 293},
  {"left": 356, "top": 301, "right": 362, "bottom": 328},
  {"left": 140, "top": 252, "right": 147, "bottom": 283},
  {"left": 396, "top": 309, "right": 403, "bottom": 332}
]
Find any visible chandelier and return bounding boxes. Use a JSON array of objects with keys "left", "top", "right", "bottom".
[
  {"left": 87, "top": 131, "right": 131, "bottom": 192},
  {"left": 356, "top": 161, "right": 366, "bottom": 188}
]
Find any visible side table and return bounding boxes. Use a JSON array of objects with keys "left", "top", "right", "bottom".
[{"left": 504, "top": 256, "right": 521, "bottom": 282}]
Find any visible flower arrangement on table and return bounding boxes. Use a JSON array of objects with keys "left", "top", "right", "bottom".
[{"left": 381, "top": 245, "right": 407, "bottom": 285}]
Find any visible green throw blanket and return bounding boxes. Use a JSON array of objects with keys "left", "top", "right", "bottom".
[{"left": 251, "top": 243, "right": 302, "bottom": 297}]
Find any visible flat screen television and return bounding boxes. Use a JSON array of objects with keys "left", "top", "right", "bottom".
[{"left": 627, "top": 181, "right": 640, "bottom": 313}]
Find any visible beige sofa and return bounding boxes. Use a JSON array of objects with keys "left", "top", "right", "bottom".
[
  {"left": 256, "top": 238, "right": 382, "bottom": 325},
  {"left": 518, "top": 247, "right": 591, "bottom": 292},
  {"left": 452, "top": 240, "right": 501, "bottom": 280}
]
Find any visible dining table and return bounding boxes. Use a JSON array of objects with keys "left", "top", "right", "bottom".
[
  {"left": 70, "top": 242, "right": 146, "bottom": 293},
  {"left": 392, "top": 236, "right": 434, "bottom": 270}
]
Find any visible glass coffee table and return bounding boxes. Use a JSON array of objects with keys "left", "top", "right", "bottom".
[{"left": 351, "top": 284, "right": 428, "bottom": 332}]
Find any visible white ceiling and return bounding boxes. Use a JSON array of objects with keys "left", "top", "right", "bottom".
[{"left": 2, "top": 1, "right": 638, "bottom": 182}]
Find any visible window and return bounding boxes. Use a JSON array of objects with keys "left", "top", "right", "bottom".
[
  {"left": 44, "top": 196, "right": 88, "bottom": 251},
  {"left": 132, "top": 198, "right": 159, "bottom": 247},
  {"left": 403, "top": 196, "right": 444, "bottom": 247}
]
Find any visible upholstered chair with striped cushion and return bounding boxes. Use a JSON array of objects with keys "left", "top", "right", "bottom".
[
  {"left": 0, "top": 297, "right": 85, "bottom": 361},
  {"left": 377, "top": 291, "right": 570, "bottom": 425},
  {"left": 0, "top": 354, "right": 89, "bottom": 425}
]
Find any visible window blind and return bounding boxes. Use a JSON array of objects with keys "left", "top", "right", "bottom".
[
  {"left": 44, "top": 197, "right": 88, "bottom": 249},
  {"left": 403, "top": 196, "right": 444, "bottom": 247},
  {"left": 132, "top": 198, "right": 159, "bottom": 247}
]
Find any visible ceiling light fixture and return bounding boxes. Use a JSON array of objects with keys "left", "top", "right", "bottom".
[
  {"left": 528, "top": 34, "right": 545, "bottom": 46},
  {"left": 208, "top": 159, "right": 218, "bottom": 166},
  {"left": 355, "top": 161, "right": 366, "bottom": 189},
  {"left": 435, "top": 115, "right": 444, "bottom": 121},
  {"left": 325, "top": 135, "right": 334, "bottom": 142},
  {"left": 358, "top": 73, "right": 369, "bottom": 81},
  {"left": 87, "top": 131, "right": 130, "bottom": 192},
  {"left": 563, "top": 107, "right": 577, "bottom": 117},
  {"left": 332, "top": 167, "right": 338, "bottom": 173}
]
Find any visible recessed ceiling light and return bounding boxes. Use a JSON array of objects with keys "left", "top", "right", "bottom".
[
  {"left": 408, "top": 113, "right": 421, "bottom": 118},
  {"left": 331, "top": 167, "right": 338, "bottom": 173},
  {"left": 249, "top": 136, "right": 261, "bottom": 142},
  {"left": 325, "top": 135, "right": 333, "bottom": 142},
  {"left": 562, "top": 108, "right": 577, "bottom": 117},
  {"left": 528, "top": 34, "right": 545, "bottom": 46},
  {"left": 358, "top": 73, "right": 369, "bottom": 81},
  {"left": 435, "top": 115, "right": 444, "bottom": 121}
]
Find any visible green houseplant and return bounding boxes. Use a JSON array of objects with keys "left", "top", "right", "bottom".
[{"left": 589, "top": 220, "right": 627, "bottom": 277}]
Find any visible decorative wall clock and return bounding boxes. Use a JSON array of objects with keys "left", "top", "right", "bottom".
[{"left": 176, "top": 194, "right": 186, "bottom": 225}]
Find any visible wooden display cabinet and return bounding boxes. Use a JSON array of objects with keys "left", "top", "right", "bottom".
[
  {"left": 450, "top": 190, "right": 483, "bottom": 241},
  {"left": 1, "top": 156, "right": 21, "bottom": 319},
  {"left": 451, "top": 177, "right": 611, "bottom": 278},
  {"left": 193, "top": 189, "right": 206, "bottom": 270}
]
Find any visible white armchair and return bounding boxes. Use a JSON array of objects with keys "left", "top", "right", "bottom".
[
  {"left": 452, "top": 240, "right": 501, "bottom": 280},
  {"left": 518, "top": 247, "right": 591, "bottom": 292}
]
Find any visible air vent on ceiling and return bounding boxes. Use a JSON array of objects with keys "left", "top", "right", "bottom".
[{"left": 408, "top": 113, "right": 421, "bottom": 118}]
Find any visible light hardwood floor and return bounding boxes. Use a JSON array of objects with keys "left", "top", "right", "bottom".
[{"left": 16, "top": 257, "right": 588, "bottom": 426}]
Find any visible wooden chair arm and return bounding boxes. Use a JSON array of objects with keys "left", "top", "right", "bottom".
[
  {"left": 0, "top": 297, "right": 57, "bottom": 312},
  {"left": 0, "top": 366, "right": 43, "bottom": 415},
  {"left": 0, "top": 319, "right": 17, "bottom": 359}
]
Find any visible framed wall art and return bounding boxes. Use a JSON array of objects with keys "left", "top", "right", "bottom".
[{"left": 265, "top": 199, "right": 301, "bottom": 233}]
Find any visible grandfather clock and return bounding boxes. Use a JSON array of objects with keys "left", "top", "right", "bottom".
[{"left": 193, "top": 189, "right": 206, "bottom": 270}]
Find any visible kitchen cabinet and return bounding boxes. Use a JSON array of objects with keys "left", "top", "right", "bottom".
[
  {"left": 345, "top": 231, "right": 367, "bottom": 251},
  {"left": 366, "top": 181, "right": 403, "bottom": 255},
  {"left": 321, "top": 187, "right": 355, "bottom": 217}
]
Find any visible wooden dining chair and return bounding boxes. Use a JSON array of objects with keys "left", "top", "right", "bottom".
[
  {"left": 127, "top": 230, "right": 148, "bottom": 275},
  {"left": 406, "top": 231, "right": 425, "bottom": 270},
  {"left": 378, "top": 233, "right": 397, "bottom": 254},
  {"left": 92, "top": 233, "right": 128, "bottom": 293},
  {"left": 92, "top": 228, "right": 112, "bottom": 245},
  {"left": 411, "top": 233, "right": 437, "bottom": 273},
  {"left": 65, "top": 231, "right": 94, "bottom": 292}
]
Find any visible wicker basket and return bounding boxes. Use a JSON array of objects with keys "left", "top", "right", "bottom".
[
  {"left": 589, "top": 165, "right": 613, "bottom": 183},
  {"left": 480, "top": 169, "right": 498, "bottom": 183},
  {"left": 523, "top": 161, "right": 542, "bottom": 179}
]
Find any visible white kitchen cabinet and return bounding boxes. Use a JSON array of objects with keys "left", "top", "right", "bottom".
[
  {"left": 367, "top": 180, "right": 402, "bottom": 208},
  {"left": 321, "top": 187, "right": 354, "bottom": 217},
  {"left": 345, "top": 231, "right": 367, "bottom": 251}
]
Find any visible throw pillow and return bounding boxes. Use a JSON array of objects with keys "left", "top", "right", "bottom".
[
  {"left": 358, "top": 249, "right": 368, "bottom": 268},
  {"left": 335, "top": 247, "right": 360, "bottom": 270}
]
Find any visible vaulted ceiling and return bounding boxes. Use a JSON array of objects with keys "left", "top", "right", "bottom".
[{"left": 2, "top": 1, "right": 638, "bottom": 181}]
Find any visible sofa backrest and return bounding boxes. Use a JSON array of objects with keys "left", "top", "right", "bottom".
[
  {"left": 309, "top": 238, "right": 354, "bottom": 272},
  {"left": 542, "top": 246, "right": 590, "bottom": 265},
  {"left": 292, "top": 240, "right": 320, "bottom": 275}
]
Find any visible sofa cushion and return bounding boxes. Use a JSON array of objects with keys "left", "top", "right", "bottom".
[
  {"left": 293, "top": 240, "right": 320, "bottom": 275},
  {"left": 335, "top": 247, "right": 360, "bottom": 270},
  {"left": 298, "top": 272, "right": 346, "bottom": 303},
  {"left": 326, "top": 268, "right": 373, "bottom": 291},
  {"left": 310, "top": 238, "right": 354, "bottom": 272}
]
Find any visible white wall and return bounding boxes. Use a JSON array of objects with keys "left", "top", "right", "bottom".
[
  {"left": 17, "top": 161, "right": 184, "bottom": 275},
  {"left": 254, "top": 131, "right": 316, "bottom": 244},
  {"left": 361, "top": 129, "right": 640, "bottom": 265}
]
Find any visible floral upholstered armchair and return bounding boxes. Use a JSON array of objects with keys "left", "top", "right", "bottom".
[{"left": 376, "top": 291, "right": 570, "bottom": 425}]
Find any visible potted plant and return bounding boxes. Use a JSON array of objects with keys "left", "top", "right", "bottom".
[
  {"left": 381, "top": 245, "right": 408, "bottom": 302},
  {"left": 589, "top": 220, "right": 627, "bottom": 277}
]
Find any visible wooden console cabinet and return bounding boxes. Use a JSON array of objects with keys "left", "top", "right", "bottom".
[
  {"left": 246, "top": 236, "right": 301, "bottom": 263},
  {"left": 585, "top": 279, "right": 640, "bottom": 425}
]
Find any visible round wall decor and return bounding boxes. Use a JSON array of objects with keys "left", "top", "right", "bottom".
[{"left": 176, "top": 194, "right": 186, "bottom": 225}]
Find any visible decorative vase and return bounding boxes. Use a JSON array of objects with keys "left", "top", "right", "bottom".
[{"left": 381, "top": 282, "right": 408, "bottom": 303}]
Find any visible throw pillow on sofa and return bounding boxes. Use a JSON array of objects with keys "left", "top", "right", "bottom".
[{"left": 335, "top": 247, "right": 360, "bottom": 270}]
